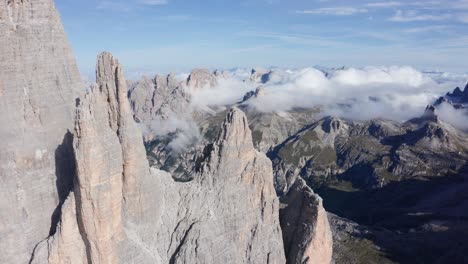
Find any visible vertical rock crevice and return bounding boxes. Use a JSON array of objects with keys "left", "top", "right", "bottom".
[{"left": 49, "top": 130, "right": 76, "bottom": 237}]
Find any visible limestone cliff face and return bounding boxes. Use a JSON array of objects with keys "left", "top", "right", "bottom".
[
  {"left": 281, "top": 178, "right": 333, "bottom": 264},
  {"left": 95, "top": 52, "right": 149, "bottom": 215},
  {"left": 31, "top": 53, "right": 286, "bottom": 264},
  {"left": 0, "top": 0, "right": 82, "bottom": 262}
]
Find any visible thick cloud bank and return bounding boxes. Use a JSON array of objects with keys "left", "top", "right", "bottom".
[{"left": 190, "top": 66, "right": 467, "bottom": 125}]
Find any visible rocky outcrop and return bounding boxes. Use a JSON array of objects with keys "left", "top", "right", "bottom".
[
  {"left": 242, "top": 86, "right": 266, "bottom": 103},
  {"left": 280, "top": 178, "right": 333, "bottom": 264},
  {"left": 249, "top": 68, "right": 286, "bottom": 84},
  {"left": 31, "top": 52, "right": 286, "bottom": 264},
  {"left": 250, "top": 68, "right": 270, "bottom": 83},
  {"left": 128, "top": 76, "right": 157, "bottom": 124},
  {"left": 186, "top": 68, "right": 217, "bottom": 89},
  {"left": 128, "top": 73, "right": 187, "bottom": 125},
  {"left": 407, "top": 105, "right": 439, "bottom": 125},
  {"left": 0, "top": 0, "right": 83, "bottom": 262},
  {"left": 213, "top": 69, "right": 230, "bottom": 79}
]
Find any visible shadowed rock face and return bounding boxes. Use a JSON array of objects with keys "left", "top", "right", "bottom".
[{"left": 0, "top": 0, "right": 82, "bottom": 262}]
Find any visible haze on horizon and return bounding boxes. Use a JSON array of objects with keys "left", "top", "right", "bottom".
[{"left": 56, "top": 0, "right": 468, "bottom": 77}]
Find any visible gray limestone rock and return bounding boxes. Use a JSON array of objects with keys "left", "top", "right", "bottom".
[
  {"left": 34, "top": 53, "right": 286, "bottom": 264},
  {"left": 0, "top": 0, "right": 83, "bottom": 263},
  {"left": 128, "top": 73, "right": 187, "bottom": 126},
  {"left": 186, "top": 68, "right": 217, "bottom": 89},
  {"left": 281, "top": 178, "right": 333, "bottom": 264}
]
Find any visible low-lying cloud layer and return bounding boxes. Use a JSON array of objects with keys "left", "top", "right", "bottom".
[
  {"left": 189, "top": 66, "right": 467, "bottom": 125},
  {"left": 437, "top": 103, "right": 468, "bottom": 131},
  {"left": 139, "top": 66, "right": 467, "bottom": 155},
  {"left": 140, "top": 112, "right": 201, "bottom": 153}
]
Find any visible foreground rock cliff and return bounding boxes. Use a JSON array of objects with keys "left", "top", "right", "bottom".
[
  {"left": 27, "top": 52, "right": 287, "bottom": 263},
  {"left": 0, "top": 0, "right": 82, "bottom": 262}
]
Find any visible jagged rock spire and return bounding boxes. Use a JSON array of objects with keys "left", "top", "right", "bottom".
[{"left": 95, "top": 52, "right": 149, "bottom": 213}]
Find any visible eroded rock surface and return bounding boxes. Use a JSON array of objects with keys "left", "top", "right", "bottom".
[
  {"left": 281, "top": 178, "right": 333, "bottom": 264},
  {"left": 0, "top": 0, "right": 82, "bottom": 262},
  {"left": 32, "top": 52, "right": 286, "bottom": 264}
]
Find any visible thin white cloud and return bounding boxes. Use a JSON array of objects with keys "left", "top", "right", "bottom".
[
  {"left": 367, "top": 2, "right": 403, "bottom": 8},
  {"left": 403, "top": 25, "right": 450, "bottom": 33},
  {"left": 297, "top": 7, "right": 368, "bottom": 16},
  {"left": 97, "top": 0, "right": 168, "bottom": 12},
  {"left": 137, "top": 0, "right": 168, "bottom": 5},
  {"left": 237, "top": 31, "right": 342, "bottom": 46},
  {"left": 389, "top": 10, "right": 450, "bottom": 22},
  {"left": 368, "top": 1, "right": 468, "bottom": 10}
]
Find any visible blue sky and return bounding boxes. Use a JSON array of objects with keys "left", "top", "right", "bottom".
[{"left": 56, "top": 0, "right": 468, "bottom": 77}]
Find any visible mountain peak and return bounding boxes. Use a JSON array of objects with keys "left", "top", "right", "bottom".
[
  {"left": 408, "top": 105, "right": 439, "bottom": 125},
  {"left": 447, "top": 87, "right": 463, "bottom": 97},
  {"left": 250, "top": 67, "right": 270, "bottom": 83},
  {"left": 186, "top": 68, "right": 217, "bottom": 89},
  {"left": 437, "top": 84, "right": 468, "bottom": 107},
  {"left": 463, "top": 82, "right": 468, "bottom": 101},
  {"left": 216, "top": 107, "right": 253, "bottom": 149}
]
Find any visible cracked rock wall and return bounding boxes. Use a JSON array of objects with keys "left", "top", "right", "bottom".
[{"left": 0, "top": 0, "right": 82, "bottom": 263}]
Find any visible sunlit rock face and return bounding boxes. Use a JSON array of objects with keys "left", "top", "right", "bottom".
[
  {"left": 0, "top": 0, "right": 82, "bottom": 262},
  {"left": 281, "top": 178, "right": 333, "bottom": 264}
]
